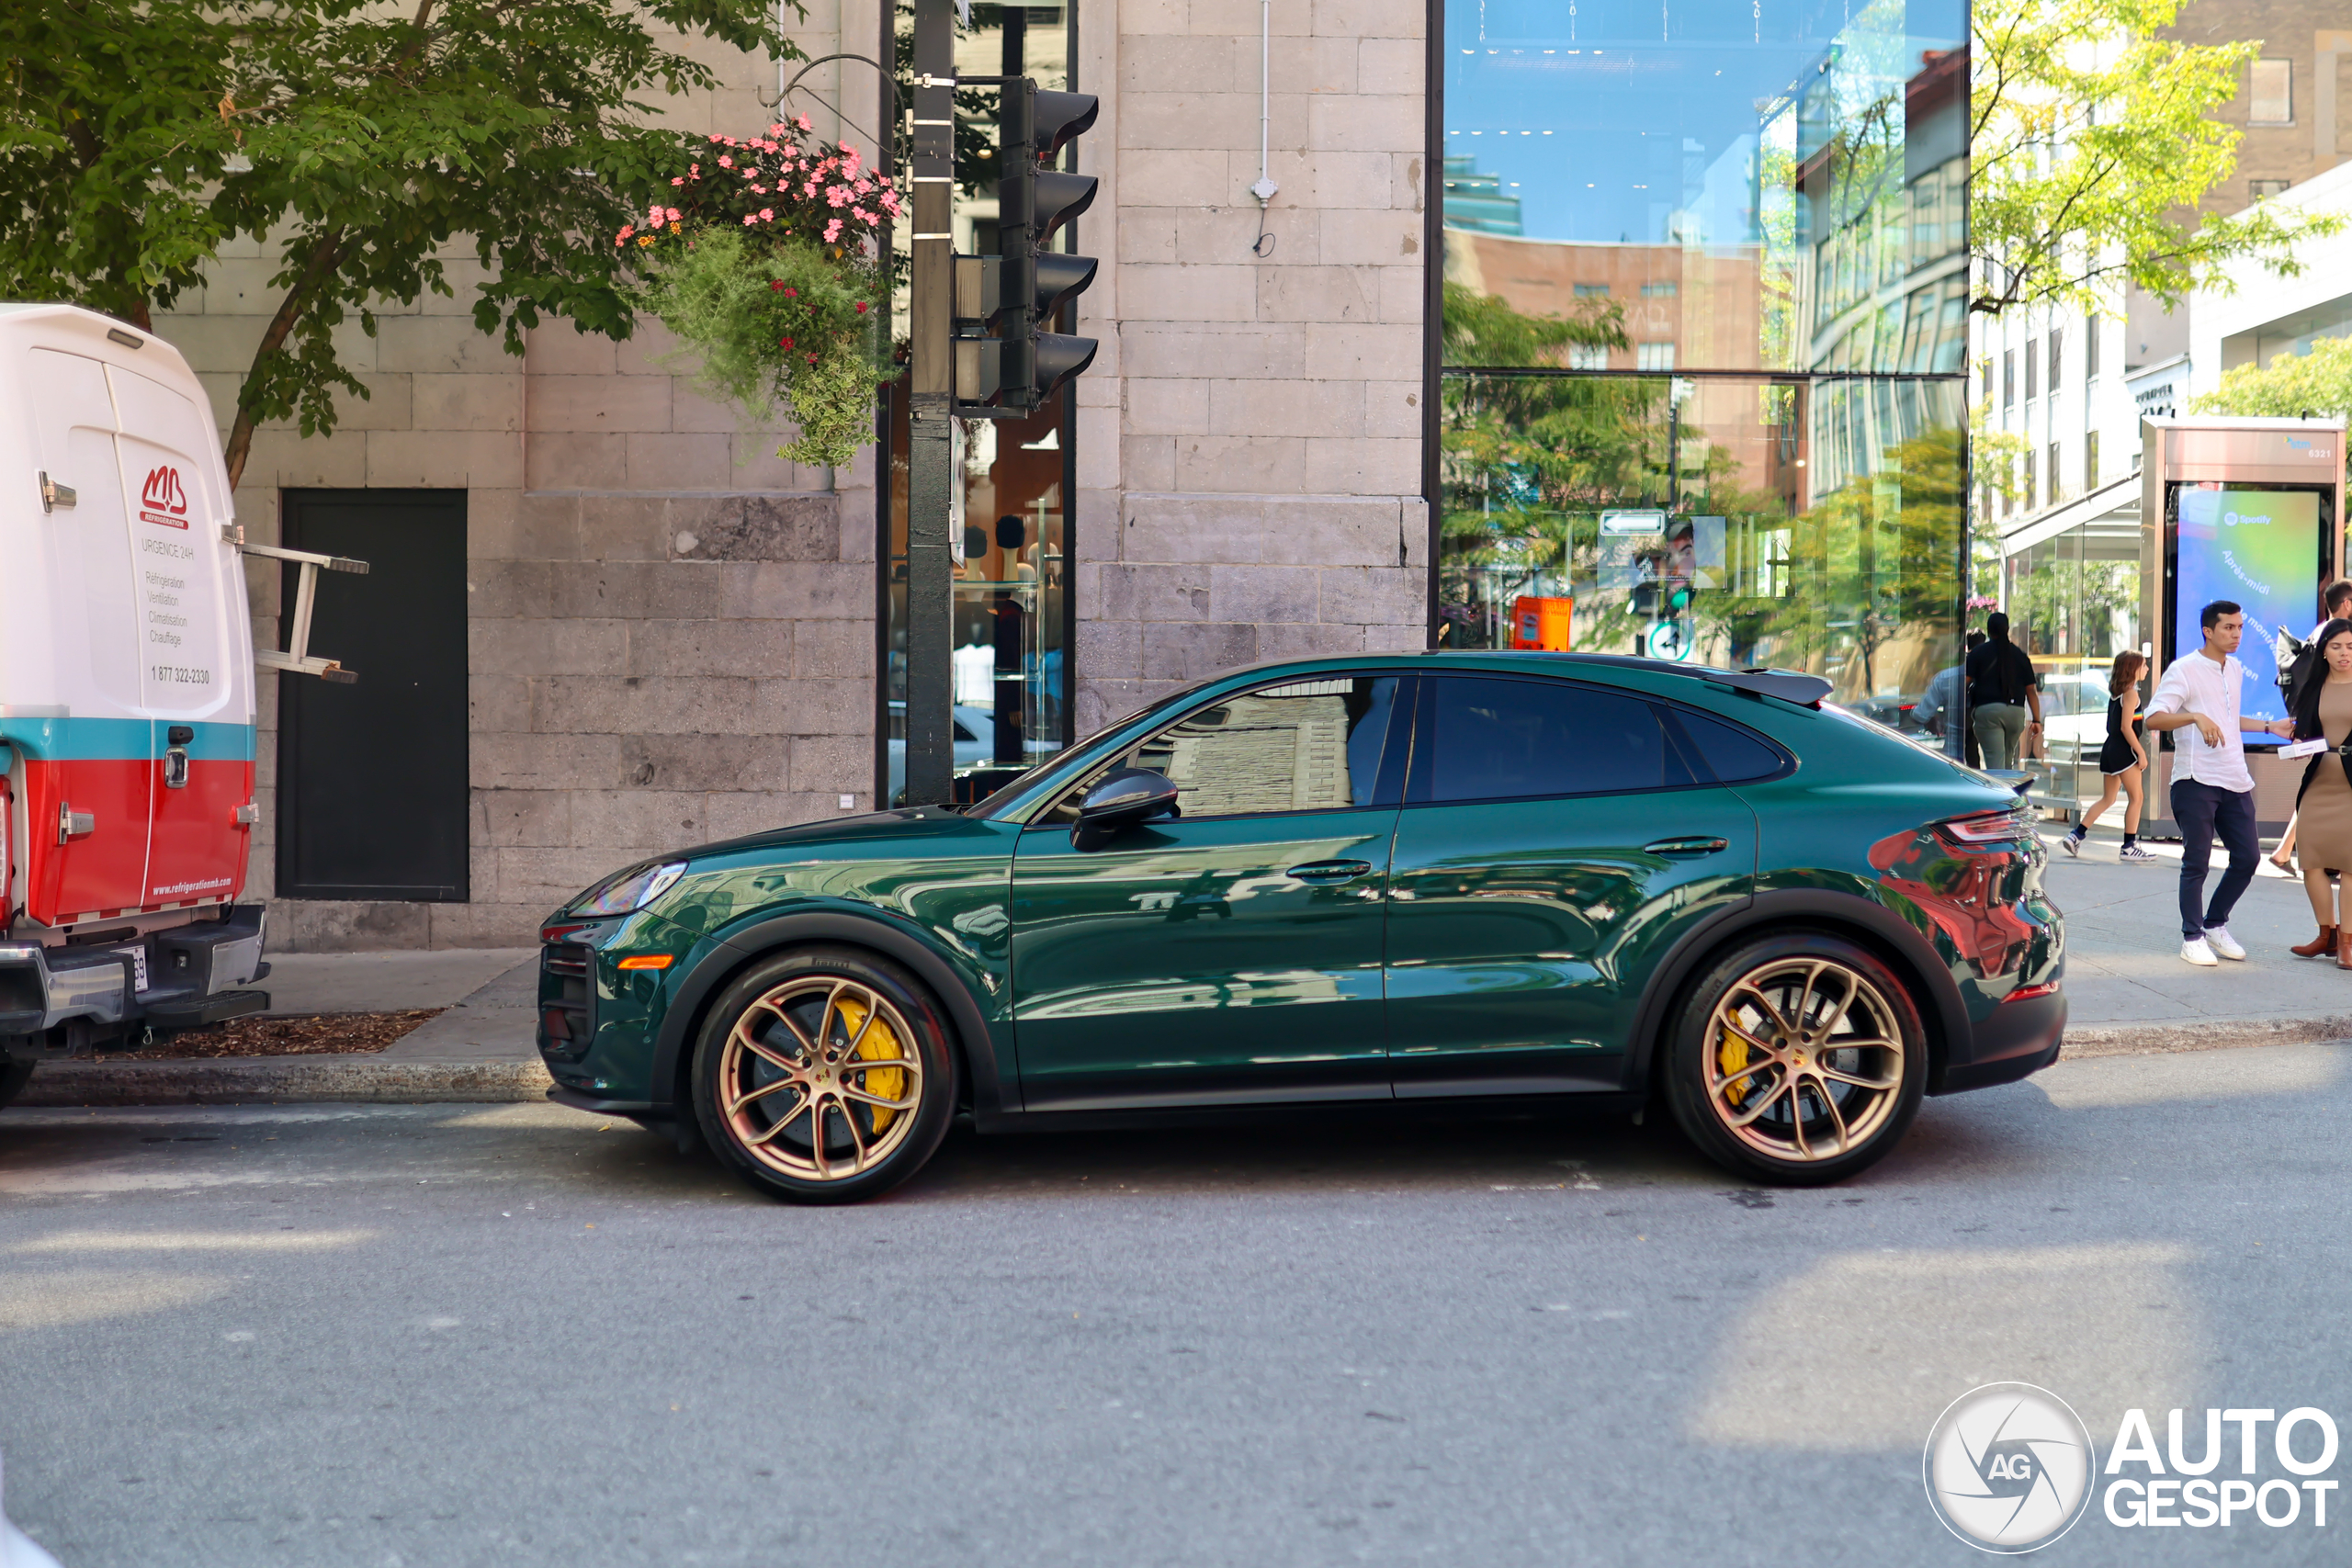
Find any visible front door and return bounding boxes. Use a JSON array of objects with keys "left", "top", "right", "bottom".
[
  {"left": 1385, "top": 672, "right": 1758, "bottom": 1096},
  {"left": 1010, "top": 673, "right": 1408, "bottom": 1111}
]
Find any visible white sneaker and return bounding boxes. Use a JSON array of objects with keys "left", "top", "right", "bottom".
[
  {"left": 2119, "top": 843, "right": 2156, "bottom": 862},
  {"left": 2181, "top": 937, "right": 2219, "bottom": 966},
  {"left": 2204, "top": 926, "right": 2247, "bottom": 961}
]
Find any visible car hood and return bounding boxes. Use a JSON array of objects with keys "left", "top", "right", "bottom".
[{"left": 673, "top": 806, "right": 1000, "bottom": 867}]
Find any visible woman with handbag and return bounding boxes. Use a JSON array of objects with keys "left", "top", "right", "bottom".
[{"left": 2286, "top": 617, "right": 2352, "bottom": 964}]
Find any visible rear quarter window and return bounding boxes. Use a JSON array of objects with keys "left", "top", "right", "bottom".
[{"left": 1673, "top": 708, "right": 1792, "bottom": 783}]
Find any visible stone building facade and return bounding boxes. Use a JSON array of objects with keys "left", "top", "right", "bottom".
[{"left": 163, "top": 0, "right": 1431, "bottom": 949}]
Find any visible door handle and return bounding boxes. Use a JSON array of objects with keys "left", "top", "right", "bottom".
[
  {"left": 1644, "top": 836, "right": 1728, "bottom": 858},
  {"left": 1286, "top": 859, "right": 1374, "bottom": 884}
]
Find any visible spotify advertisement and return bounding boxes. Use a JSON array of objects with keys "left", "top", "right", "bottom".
[{"left": 2170, "top": 483, "right": 2329, "bottom": 733}]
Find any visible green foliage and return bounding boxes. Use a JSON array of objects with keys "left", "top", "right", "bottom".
[
  {"left": 0, "top": 0, "right": 799, "bottom": 486},
  {"left": 635, "top": 225, "right": 886, "bottom": 469},
  {"left": 2191, "top": 336, "right": 2352, "bottom": 421},
  {"left": 1971, "top": 0, "right": 2341, "bottom": 316}
]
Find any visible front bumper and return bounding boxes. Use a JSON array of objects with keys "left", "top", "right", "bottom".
[{"left": 0, "top": 905, "right": 271, "bottom": 1043}]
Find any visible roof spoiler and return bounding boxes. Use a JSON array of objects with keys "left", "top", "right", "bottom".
[{"left": 1703, "top": 667, "right": 1834, "bottom": 707}]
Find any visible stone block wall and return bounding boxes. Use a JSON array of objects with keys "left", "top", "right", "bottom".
[{"left": 1072, "top": 0, "right": 1432, "bottom": 731}]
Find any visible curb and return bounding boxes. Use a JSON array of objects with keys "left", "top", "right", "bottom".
[
  {"left": 2060, "top": 1015, "right": 2352, "bottom": 1059},
  {"left": 14, "top": 1057, "right": 552, "bottom": 1107}
]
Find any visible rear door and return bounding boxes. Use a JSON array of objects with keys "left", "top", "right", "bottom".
[
  {"left": 1383, "top": 673, "right": 1758, "bottom": 1097},
  {"left": 110, "top": 365, "right": 253, "bottom": 907},
  {"left": 21, "top": 348, "right": 150, "bottom": 923}
]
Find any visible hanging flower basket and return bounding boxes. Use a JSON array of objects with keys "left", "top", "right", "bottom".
[{"left": 619, "top": 117, "right": 901, "bottom": 469}]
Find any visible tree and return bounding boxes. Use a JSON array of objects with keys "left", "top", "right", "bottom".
[
  {"left": 2192, "top": 335, "right": 2352, "bottom": 421},
  {"left": 1, "top": 0, "right": 798, "bottom": 488},
  {"left": 1970, "top": 0, "right": 2338, "bottom": 317}
]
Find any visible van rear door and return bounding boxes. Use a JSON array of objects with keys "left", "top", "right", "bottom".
[
  {"left": 108, "top": 365, "right": 251, "bottom": 908},
  {"left": 20, "top": 347, "right": 151, "bottom": 924}
]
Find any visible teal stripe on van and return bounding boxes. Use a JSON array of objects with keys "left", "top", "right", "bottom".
[{"left": 0, "top": 716, "right": 255, "bottom": 762}]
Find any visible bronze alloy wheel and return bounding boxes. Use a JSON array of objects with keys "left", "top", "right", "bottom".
[
  {"left": 693, "top": 947, "right": 956, "bottom": 1203},
  {"left": 1665, "top": 933, "right": 1925, "bottom": 1185}
]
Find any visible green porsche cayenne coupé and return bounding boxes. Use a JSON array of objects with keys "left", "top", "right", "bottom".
[{"left": 537, "top": 652, "right": 2065, "bottom": 1203}]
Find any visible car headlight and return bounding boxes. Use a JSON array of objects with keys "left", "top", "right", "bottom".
[{"left": 570, "top": 860, "right": 688, "bottom": 917}]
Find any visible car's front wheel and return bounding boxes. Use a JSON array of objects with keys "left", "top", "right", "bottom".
[
  {"left": 1662, "top": 933, "right": 1925, "bottom": 1185},
  {"left": 691, "top": 947, "right": 957, "bottom": 1204}
]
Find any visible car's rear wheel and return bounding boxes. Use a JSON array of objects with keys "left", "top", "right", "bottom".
[
  {"left": 0, "top": 1059, "right": 31, "bottom": 1110},
  {"left": 1662, "top": 933, "right": 1925, "bottom": 1186},
  {"left": 691, "top": 947, "right": 957, "bottom": 1204}
]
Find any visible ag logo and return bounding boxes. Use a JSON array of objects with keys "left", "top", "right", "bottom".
[{"left": 1923, "top": 1382, "right": 2096, "bottom": 1552}]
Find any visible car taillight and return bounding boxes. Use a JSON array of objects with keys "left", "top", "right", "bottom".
[
  {"left": 2003, "top": 979, "right": 2061, "bottom": 1004},
  {"left": 1938, "top": 808, "right": 2027, "bottom": 849}
]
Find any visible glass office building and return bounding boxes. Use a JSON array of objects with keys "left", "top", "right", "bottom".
[{"left": 1434, "top": 0, "right": 1969, "bottom": 735}]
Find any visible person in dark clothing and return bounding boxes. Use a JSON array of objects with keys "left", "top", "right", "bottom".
[{"left": 1966, "top": 612, "right": 2041, "bottom": 769}]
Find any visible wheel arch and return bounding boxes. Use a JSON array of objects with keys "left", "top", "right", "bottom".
[
  {"left": 650, "top": 908, "right": 1011, "bottom": 1124},
  {"left": 1626, "top": 889, "right": 1970, "bottom": 1097}
]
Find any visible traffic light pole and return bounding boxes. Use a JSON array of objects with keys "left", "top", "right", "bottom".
[{"left": 904, "top": 0, "right": 956, "bottom": 807}]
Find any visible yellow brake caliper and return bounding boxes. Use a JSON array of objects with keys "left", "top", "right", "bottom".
[
  {"left": 835, "top": 998, "right": 906, "bottom": 1133},
  {"left": 1718, "top": 1021, "right": 1752, "bottom": 1108}
]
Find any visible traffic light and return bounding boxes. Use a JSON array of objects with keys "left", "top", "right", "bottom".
[{"left": 956, "top": 79, "right": 1099, "bottom": 413}]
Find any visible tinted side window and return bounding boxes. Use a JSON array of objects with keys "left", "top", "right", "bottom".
[
  {"left": 1673, "top": 709, "right": 1789, "bottom": 783},
  {"left": 1422, "top": 677, "right": 1688, "bottom": 803},
  {"left": 1043, "top": 674, "right": 1402, "bottom": 822}
]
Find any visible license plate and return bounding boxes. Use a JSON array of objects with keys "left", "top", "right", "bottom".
[{"left": 115, "top": 944, "right": 149, "bottom": 994}]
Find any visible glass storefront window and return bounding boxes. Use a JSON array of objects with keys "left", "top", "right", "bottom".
[
  {"left": 1438, "top": 0, "right": 1970, "bottom": 731},
  {"left": 2002, "top": 516, "right": 2144, "bottom": 808},
  {"left": 1439, "top": 368, "right": 1965, "bottom": 716},
  {"left": 883, "top": 0, "right": 1076, "bottom": 805}
]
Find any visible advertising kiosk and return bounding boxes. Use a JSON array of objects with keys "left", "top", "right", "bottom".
[{"left": 2140, "top": 415, "right": 2346, "bottom": 836}]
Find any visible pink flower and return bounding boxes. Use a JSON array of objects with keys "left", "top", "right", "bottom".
[
  {"left": 826, "top": 186, "right": 848, "bottom": 208},
  {"left": 771, "top": 280, "right": 785, "bottom": 291},
  {"left": 760, "top": 208, "right": 774, "bottom": 221},
  {"left": 783, "top": 287, "right": 797, "bottom": 297},
  {"left": 665, "top": 207, "right": 681, "bottom": 222},
  {"left": 794, "top": 114, "right": 812, "bottom": 131},
  {"left": 742, "top": 214, "right": 756, "bottom": 225},
  {"left": 718, "top": 154, "right": 733, "bottom": 167},
  {"left": 670, "top": 176, "right": 684, "bottom": 186},
  {"left": 823, "top": 218, "right": 843, "bottom": 243}
]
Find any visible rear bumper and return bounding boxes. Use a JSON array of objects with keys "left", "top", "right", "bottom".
[
  {"left": 1933, "top": 988, "right": 2067, "bottom": 1095},
  {"left": 0, "top": 905, "right": 270, "bottom": 1040}
]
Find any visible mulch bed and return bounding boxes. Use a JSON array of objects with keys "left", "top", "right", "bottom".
[{"left": 107, "top": 1010, "right": 446, "bottom": 1060}]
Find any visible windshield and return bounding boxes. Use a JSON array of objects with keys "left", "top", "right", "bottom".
[{"left": 965, "top": 673, "right": 1231, "bottom": 819}]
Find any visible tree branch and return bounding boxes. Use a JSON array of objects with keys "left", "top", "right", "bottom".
[{"left": 224, "top": 229, "right": 347, "bottom": 491}]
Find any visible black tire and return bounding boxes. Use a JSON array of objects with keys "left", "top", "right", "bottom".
[
  {"left": 690, "top": 945, "right": 958, "bottom": 1204},
  {"left": 0, "top": 1058, "right": 30, "bottom": 1110},
  {"left": 1661, "top": 931, "right": 1926, "bottom": 1186}
]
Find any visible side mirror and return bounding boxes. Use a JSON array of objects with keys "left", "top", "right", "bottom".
[{"left": 1072, "top": 767, "right": 1180, "bottom": 849}]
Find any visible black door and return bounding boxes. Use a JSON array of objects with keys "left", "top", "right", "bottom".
[{"left": 277, "top": 490, "right": 468, "bottom": 900}]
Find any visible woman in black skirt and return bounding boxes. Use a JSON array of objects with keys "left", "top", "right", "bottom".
[{"left": 2062, "top": 650, "right": 2151, "bottom": 861}]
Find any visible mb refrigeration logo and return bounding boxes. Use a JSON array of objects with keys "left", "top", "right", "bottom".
[{"left": 1923, "top": 1383, "right": 2097, "bottom": 1552}]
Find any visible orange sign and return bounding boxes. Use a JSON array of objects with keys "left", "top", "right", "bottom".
[{"left": 1510, "top": 595, "right": 1573, "bottom": 650}]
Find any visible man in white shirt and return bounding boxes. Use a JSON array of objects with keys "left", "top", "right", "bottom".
[{"left": 2145, "top": 600, "right": 2294, "bottom": 965}]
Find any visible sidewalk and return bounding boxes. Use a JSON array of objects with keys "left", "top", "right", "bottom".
[
  {"left": 2041, "top": 824, "right": 2352, "bottom": 1052},
  {"left": 17, "top": 949, "right": 545, "bottom": 1107},
  {"left": 18, "top": 829, "right": 2352, "bottom": 1106}
]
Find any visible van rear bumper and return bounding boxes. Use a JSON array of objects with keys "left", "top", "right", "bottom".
[{"left": 0, "top": 905, "right": 269, "bottom": 1040}]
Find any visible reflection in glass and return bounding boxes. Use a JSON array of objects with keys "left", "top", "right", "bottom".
[
  {"left": 1439, "top": 362, "right": 1965, "bottom": 715},
  {"left": 1100, "top": 677, "right": 1399, "bottom": 820},
  {"left": 1442, "top": 0, "right": 1966, "bottom": 376}
]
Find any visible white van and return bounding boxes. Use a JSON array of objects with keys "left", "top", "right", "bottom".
[{"left": 0, "top": 305, "right": 279, "bottom": 1102}]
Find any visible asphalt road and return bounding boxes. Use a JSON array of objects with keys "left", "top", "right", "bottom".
[{"left": 2, "top": 1043, "right": 2347, "bottom": 1567}]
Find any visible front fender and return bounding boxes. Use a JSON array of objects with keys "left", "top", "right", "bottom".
[{"left": 650, "top": 902, "right": 1017, "bottom": 1123}]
